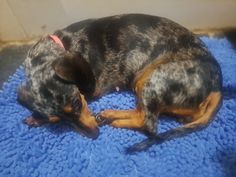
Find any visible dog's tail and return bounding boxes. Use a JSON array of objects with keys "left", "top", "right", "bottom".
[{"left": 126, "top": 91, "right": 222, "bottom": 154}]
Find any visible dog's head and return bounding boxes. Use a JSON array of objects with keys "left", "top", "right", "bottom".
[{"left": 17, "top": 36, "right": 98, "bottom": 139}]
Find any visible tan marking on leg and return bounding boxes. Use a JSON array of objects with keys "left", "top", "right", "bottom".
[
  {"left": 133, "top": 55, "right": 172, "bottom": 98},
  {"left": 186, "top": 91, "right": 222, "bottom": 128},
  {"left": 164, "top": 107, "right": 198, "bottom": 123},
  {"left": 164, "top": 107, "right": 198, "bottom": 117},
  {"left": 111, "top": 118, "right": 144, "bottom": 128},
  {"left": 100, "top": 109, "right": 145, "bottom": 129},
  {"left": 163, "top": 92, "right": 222, "bottom": 125},
  {"left": 153, "top": 92, "right": 222, "bottom": 142}
]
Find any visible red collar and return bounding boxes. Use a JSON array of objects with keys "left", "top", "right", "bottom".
[{"left": 48, "top": 34, "right": 65, "bottom": 50}]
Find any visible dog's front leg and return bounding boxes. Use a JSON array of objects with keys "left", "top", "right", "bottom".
[{"left": 96, "top": 109, "right": 146, "bottom": 129}]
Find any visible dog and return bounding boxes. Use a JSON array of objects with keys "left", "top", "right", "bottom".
[{"left": 17, "top": 14, "right": 222, "bottom": 151}]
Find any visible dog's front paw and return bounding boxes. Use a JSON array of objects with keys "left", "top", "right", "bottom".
[
  {"left": 23, "top": 117, "right": 45, "bottom": 127},
  {"left": 95, "top": 113, "right": 113, "bottom": 126}
]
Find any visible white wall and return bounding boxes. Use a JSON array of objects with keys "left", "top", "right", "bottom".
[{"left": 1, "top": 0, "right": 236, "bottom": 41}]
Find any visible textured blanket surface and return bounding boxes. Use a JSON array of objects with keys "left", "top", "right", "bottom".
[{"left": 0, "top": 37, "right": 236, "bottom": 177}]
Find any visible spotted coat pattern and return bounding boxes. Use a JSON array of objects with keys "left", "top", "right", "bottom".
[{"left": 19, "top": 14, "right": 222, "bottom": 135}]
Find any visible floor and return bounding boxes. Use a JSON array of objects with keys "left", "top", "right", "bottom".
[{"left": 0, "top": 30, "right": 235, "bottom": 89}]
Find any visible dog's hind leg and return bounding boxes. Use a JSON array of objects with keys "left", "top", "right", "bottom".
[
  {"left": 127, "top": 91, "right": 222, "bottom": 152},
  {"left": 160, "top": 91, "right": 222, "bottom": 140}
]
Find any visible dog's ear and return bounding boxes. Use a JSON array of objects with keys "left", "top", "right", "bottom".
[
  {"left": 52, "top": 52, "right": 95, "bottom": 93},
  {"left": 52, "top": 52, "right": 80, "bottom": 83}
]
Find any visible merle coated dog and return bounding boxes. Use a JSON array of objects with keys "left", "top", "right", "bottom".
[{"left": 17, "top": 14, "right": 222, "bottom": 151}]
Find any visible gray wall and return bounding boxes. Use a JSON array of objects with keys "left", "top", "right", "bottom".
[{"left": 1, "top": 0, "right": 236, "bottom": 41}]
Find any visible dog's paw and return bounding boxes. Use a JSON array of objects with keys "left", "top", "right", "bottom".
[
  {"left": 23, "top": 117, "right": 45, "bottom": 127},
  {"left": 95, "top": 114, "right": 113, "bottom": 126}
]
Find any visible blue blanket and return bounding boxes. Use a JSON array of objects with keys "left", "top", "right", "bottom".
[{"left": 0, "top": 37, "right": 235, "bottom": 177}]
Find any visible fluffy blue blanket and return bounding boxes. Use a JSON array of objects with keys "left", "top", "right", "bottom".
[{"left": 0, "top": 37, "right": 235, "bottom": 177}]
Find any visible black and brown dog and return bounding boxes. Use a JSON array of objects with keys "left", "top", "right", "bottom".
[{"left": 17, "top": 14, "right": 222, "bottom": 151}]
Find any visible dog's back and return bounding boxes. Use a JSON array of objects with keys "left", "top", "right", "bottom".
[{"left": 55, "top": 14, "right": 211, "bottom": 97}]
